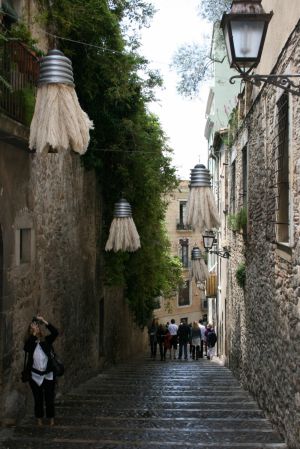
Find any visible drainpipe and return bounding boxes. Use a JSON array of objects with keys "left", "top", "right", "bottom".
[{"left": 208, "top": 145, "right": 220, "bottom": 355}]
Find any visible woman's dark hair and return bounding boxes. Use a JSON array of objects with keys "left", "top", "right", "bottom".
[{"left": 23, "top": 321, "right": 44, "bottom": 343}]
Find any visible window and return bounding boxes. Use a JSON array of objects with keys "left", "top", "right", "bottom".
[
  {"left": 19, "top": 228, "right": 31, "bottom": 263},
  {"left": 231, "top": 161, "right": 236, "bottom": 213},
  {"left": 14, "top": 211, "right": 35, "bottom": 266},
  {"left": 276, "top": 93, "right": 289, "bottom": 243},
  {"left": 179, "top": 201, "right": 187, "bottom": 225},
  {"left": 242, "top": 146, "right": 248, "bottom": 207},
  {"left": 179, "top": 238, "right": 189, "bottom": 268},
  {"left": 177, "top": 201, "right": 191, "bottom": 230},
  {"left": 178, "top": 280, "right": 190, "bottom": 306}
]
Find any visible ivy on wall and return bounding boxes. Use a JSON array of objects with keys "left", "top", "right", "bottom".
[
  {"left": 236, "top": 262, "right": 246, "bottom": 289},
  {"left": 38, "top": 0, "right": 182, "bottom": 326},
  {"left": 228, "top": 207, "right": 247, "bottom": 232}
]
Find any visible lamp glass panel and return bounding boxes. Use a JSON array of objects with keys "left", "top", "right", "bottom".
[
  {"left": 224, "top": 24, "right": 233, "bottom": 65},
  {"left": 231, "top": 20, "right": 264, "bottom": 59},
  {"left": 203, "top": 235, "right": 214, "bottom": 249}
]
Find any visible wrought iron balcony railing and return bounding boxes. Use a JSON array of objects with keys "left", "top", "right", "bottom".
[
  {"left": 0, "top": 40, "right": 39, "bottom": 125},
  {"left": 176, "top": 220, "right": 192, "bottom": 231}
]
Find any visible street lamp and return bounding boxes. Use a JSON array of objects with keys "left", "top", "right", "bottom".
[
  {"left": 221, "top": 0, "right": 300, "bottom": 96},
  {"left": 202, "top": 231, "right": 230, "bottom": 259},
  {"left": 221, "top": 0, "right": 272, "bottom": 74}
]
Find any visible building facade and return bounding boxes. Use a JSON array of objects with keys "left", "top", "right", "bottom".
[
  {"left": 154, "top": 181, "right": 207, "bottom": 325},
  {"left": 204, "top": 23, "right": 239, "bottom": 361},
  {"left": 210, "top": 1, "right": 300, "bottom": 447}
]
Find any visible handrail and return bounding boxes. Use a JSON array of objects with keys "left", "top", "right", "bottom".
[{"left": 0, "top": 40, "right": 39, "bottom": 125}]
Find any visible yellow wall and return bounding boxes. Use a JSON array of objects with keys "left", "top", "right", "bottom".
[{"left": 154, "top": 181, "right": 207, "bottom": 326}]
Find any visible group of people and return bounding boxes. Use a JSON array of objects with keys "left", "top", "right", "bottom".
[{"left": 148, "top": 318, "right": 217, "bottom": 362}]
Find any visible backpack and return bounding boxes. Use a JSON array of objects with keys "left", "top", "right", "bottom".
[{"left": 207, "top": 330, "right": 217, "bottom": 347}]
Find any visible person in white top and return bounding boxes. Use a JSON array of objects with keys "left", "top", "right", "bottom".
[
  {"left": 23, "top": 315, "right": 59, "bottom": 426},
  {"left": 168, "top": 319, "right": 178, "bottom": 360}
]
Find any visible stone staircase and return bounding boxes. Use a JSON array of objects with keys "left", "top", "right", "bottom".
[{"left": 0, "top": 357, "right": 288, "bottom": 448}]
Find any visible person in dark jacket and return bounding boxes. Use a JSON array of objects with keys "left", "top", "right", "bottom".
[
  {"left": 148, "top": 318, "right": 158, "bottom": 359},
  {"left": 24, "top": 315, "right": 59, "bottom": 426},
  {"left": 157, "top": 323, "right": 168, "bottom": 361},
  {"left": 205, "top": 323, "right": 217, "bottom": 360},
  {"left": 177, "top": 319, "right": 190, "bottom": 360}
]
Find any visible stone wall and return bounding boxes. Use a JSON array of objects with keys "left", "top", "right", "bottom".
[
  {"left": 227, "top": 22, "right": 300, "bottom": 449},
  {"left": 0, "top": 130, "right": 146, "bottom": 424}
]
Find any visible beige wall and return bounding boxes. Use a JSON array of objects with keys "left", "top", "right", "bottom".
[
  {"left": 257, "top": 1, "right": 300, "bottom": 75},
  {"left": 154, "top": 181, "right": 207, "bottom": 326}
]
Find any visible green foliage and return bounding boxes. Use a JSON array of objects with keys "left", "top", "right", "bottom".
[
  {"left": 171, "top": 0, "right": 231, "bottom": 98},
  {"left": 228, "top": 208, "right": 247, "bottom": 232},
  {"left": 197, "top": 0, "right": 231, "bottom": 22},
  {"left": 18, "top": 87, "right": 36, "bottom": 125},
  {"left": 238, "top": 207, "right": 247, "bottom": 229},
  {"left": 236, "top": 262, "right": 246, "bottom": 289},
  {"left": 41, "top": 0, "right": 181, "bottom": 326},
  {"left": 228, "top": 213, "right": 238, "bottom": 232},
  {"left": 7, "top": 22, "right": 44, "bottom": 55},
  {"left": 171, "top": 42, "right": 212, "bottom": 98}
]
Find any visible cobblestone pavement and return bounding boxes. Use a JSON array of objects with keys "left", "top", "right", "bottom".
[{"left": 0, "top": 357, "right": 287, "bottom": 449}]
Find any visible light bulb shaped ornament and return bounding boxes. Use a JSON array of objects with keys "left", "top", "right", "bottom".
[
  {"left": 191, "top": 246, "right": 209, "bottom": 283},
  {"left": 29, "top": 49, "right": 94, "bottom": 154},
  {"left": 186, "top": 164, "right": 220, "bottom": 233},
  {"left": 105, "top": 199, "right": 141, "bottom": 252}
]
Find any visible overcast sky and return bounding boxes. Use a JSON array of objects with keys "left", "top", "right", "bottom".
[{"left": 140, "top": 0, "right": 212, "bottom": 180}]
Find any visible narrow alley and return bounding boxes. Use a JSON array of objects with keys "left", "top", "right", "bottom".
[{"left": 0, "top": 357, "right": 287, "bottom": 449}]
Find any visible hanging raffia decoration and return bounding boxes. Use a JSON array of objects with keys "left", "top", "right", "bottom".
[
  {"left": 29, "top": 49, "right": 93, "bottom": 154},
  {"left": 191, "top": 246, "right": 209, "bottom": 283},
  {"left": 186, "top": 164, "right": 220, "bottom": 233},
  {"left": 105, "top": 199, "right": 141, "bottom": 252}
]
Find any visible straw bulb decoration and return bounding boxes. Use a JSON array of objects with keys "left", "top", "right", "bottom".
[
  {"left": 191, "top": 246, "right": 209, "bottom": 283},
  {"left": 186, "top": 164, "right": 220, "bottom": 233},
  {"left": 30, "top": 49, "right": 93, "bottom": 155},
  {"left": 105, "top": 199, "right": 141, "bottom": 252}
]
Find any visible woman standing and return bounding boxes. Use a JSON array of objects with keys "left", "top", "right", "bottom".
[
  {"left": 191, "top": 321, "right": 201, "bottom": 360},
  {"left": 23, "top": 315, "right": 59, "bottom": 426}
]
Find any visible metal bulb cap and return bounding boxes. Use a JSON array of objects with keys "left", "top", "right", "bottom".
[
  {"left": 190, "top": 164, "right": 211, "bottom": 188},
  {"left": 114, "top": 199, "right": 132, "bottom": 218},
  {"left": 191, "top": 246, "right": 202, "bottom": 260},
  {"left": 38, "top": 49, "right": 75, "bottom": 86}
]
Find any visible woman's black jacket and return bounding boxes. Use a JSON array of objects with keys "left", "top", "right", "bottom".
[{"left": 23, "top": 323, "right": 58, "bottom": 374}]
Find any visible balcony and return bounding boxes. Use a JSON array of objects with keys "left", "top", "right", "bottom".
[
  {"left": 0, "top": 40, "right": 39, "bottom": 126},
  {"left": 176, "top": 220, "right": 192, "bottom": 231}
]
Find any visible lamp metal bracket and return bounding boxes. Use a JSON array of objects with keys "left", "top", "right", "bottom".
[
  {"left": 207, "top": 249, "right": 230, "bottom": 259},
  {"left": 230, "top": 74, "right": 300, "bottom": 97}
]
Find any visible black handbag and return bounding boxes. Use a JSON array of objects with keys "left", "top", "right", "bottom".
[
  {"left": 50, "top": 349, "right": 64, "bottom": 377},
  {"left": 21, "top": 352, "right": 30, "bottom": 383}
]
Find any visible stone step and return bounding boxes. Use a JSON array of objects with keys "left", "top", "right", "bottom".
[
  {"left": 9, "top": 426, "right": 286, "bottom": 444},
  {"left": 20, "top": 416, "right": 274, "bottom": 430},
  {"left": 66, "top": 391, "right": 255, "bottom": 404},
  {"left": 0, "top": 436, "right": 288, "bottom": 449}
]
